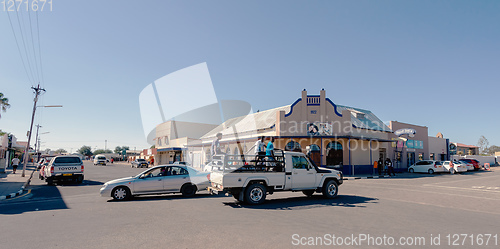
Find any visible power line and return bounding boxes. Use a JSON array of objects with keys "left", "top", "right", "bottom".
[
  {"left": 28, "top": 7, "right": 41, "bottom": 84},
  {"left": 6, "top": 10, "right": 34, "bottom": 85},
  {"left": 36, "top": 11, "right": 45, "bottom": 86},
  {"left": 14, "top": 0, "right": 37, "bottom": 85}
]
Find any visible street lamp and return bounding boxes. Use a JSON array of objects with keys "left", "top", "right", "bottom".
[{"left": 21, "top": 103, "right": 63, "bottom": 177}]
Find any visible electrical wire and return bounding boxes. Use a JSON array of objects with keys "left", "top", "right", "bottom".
[
  {"left": 13, "top": 0, "right": 37, "bottom": 85},
  {"left": 28, "top": 6, "right": 41, "bottom": 85},
  {"left": 6, "top": 10, "right": 34, "bottom": 85},
  {"left": 36, "top": 11, "right": 45, "bottom": 87}
]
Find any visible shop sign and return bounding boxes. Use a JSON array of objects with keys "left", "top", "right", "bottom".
[
  {"left": 394, "top": 128, "right": 416, "bottom": 137},
  {"left": 307, "top": 123, "right": 333, "bottom": 136}
]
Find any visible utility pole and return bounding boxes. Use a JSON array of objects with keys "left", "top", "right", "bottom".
[
  {"left": 105, "top": 140, "right": 107, "bottom": 152},
  {"left": 34, "top": 124, "right": 42, "bottom": 163},
  {"left": 22, "top": 84, "right": 45, "bottom": 177}
]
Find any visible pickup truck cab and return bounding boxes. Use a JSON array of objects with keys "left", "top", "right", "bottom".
[
  {"left": 42, "top": 156, "right": 84, "bottom": 185},
  {"left": 208, "top": 150, "right": 343, "bottom": 204}
]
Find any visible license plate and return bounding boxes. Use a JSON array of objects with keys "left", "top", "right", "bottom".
[{"left": 63, "top": 173, "right": 72, "bottom": 176}]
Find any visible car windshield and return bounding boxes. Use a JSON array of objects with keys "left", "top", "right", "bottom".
[
  {"left": 54, "top": 157, "right": 81, "bottom": 164},
  {"left": 137, "top": 159, "right": 146, "bottom": 162},
  {"left": 98, "top": 157, "right": 106, "bottom": 160}
]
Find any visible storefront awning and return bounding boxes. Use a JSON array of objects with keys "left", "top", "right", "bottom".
[{"left": 157, "top": 147, "right": 183, "bottom": 152}]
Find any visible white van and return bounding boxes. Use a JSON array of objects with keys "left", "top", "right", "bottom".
[{"left": 94, "top": 155, "right": 107, "bottom": 166}]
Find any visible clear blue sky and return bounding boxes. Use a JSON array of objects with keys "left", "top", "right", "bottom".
[{"left": 1, "top": 0, "right": 499, "bottom": 153}]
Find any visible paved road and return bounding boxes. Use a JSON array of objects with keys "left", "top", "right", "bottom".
[{"left": 1, "top": 162, "right": 499, "bottom": 248}]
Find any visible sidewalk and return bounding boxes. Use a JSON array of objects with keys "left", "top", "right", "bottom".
[{"left": 0, "top": 163, "right": 37, "bottom": 200}]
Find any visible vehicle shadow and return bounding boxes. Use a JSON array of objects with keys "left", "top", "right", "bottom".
[
  {"left": 56, "top": 180, "right": 105, "bottom": 186},
  {"left": 222, "top": 194, "right": 378, "bottom": 210},
  {"left": 0, "top": 185, "right": 68, "bottom": 215},
  {"left": 106, "top": 192, "right": 226, "bottom": 203}
]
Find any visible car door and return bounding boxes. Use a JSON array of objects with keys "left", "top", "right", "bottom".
[
  {"left": 291, "top": 155, "right": 316, "bottom": 189},
  {"left": 134, "top": 167, "right": 166, "bottom": 193},
  {"left": 163, "top": 166, "right": 190, "bottom": 192}
]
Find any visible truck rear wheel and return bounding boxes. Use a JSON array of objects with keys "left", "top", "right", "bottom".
[
  {"left": 245, "top": 183, "right": 266, "bottom": 205},
  {"left": 322, "top": 180, "right": 338, "bottom": 199},
  {"left": 46, "top": 177, "right": 54, "bottom": 186}
]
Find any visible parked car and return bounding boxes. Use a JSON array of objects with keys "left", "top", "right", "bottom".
[
  {"left": 131, "top": 158, "right": 148, "bottom": 168},
  {"left": 408, "top": 160, "right": 446, "bottom": 174},
  {"left": 100, "top": 165, "right": 210, "bottom": 201},
  {"left": 459, "top": 159, "right": 480, "bottom": 171},
  {"left": 442, "top": 161, "right": 467, "bottom": 173}
]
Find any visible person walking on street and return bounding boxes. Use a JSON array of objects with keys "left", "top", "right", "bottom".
[
  {"left": 386, "top": 158, "right": 395, "bottom": 176},
  {"left": 12, "top": 156, "right": 20, "bottom": 174}
]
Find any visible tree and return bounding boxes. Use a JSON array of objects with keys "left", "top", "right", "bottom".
[
  {"left": 0, "top": 92, "right": 10, "bottom": 118},
  {"left": 78, "top": 145, "right": 93, "bottom": 156},
  {"left": 477, "top": 135, "right": 489, "bottom": 155},
  {"left": 94, "top": 149, "right": 112, "bottom": 155},
  {"left": 114, "top": 146, "right": 130, "bottom": 154},
  {"left": 55, "top": 148, "right": 67, "bottom": 154},
  {"left": 487, "top": 145, "right": 500, "bottom": 155}
]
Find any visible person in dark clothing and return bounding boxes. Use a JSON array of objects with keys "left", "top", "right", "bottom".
[
  {"left": 386, "top": 158, "right": 395, "bottom": 176},
  {"left": 377, "top": 158, "right": 383, "bottom": 175}
]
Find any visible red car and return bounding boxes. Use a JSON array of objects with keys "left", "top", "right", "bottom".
[{"left": 459, "top": 159, "right": 480, "bottom": 171}]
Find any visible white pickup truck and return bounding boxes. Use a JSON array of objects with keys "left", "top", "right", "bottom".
[
  {"left": 41, "top": 156, "right": 84, "bottom": 185},
  {"left": 208, "top": 150, "right": 343, "bottom": 204}
]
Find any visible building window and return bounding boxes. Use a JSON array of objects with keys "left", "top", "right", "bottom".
[
  {"left": 418, "top": 153, "right": 424, "bottom": 161},
  {"left": 158, "top": 138, "right": 162, "bottom": 146},
  {"left": 285, "top": 141, "right": 302, "bottom": 152},
  {"left": 430, "top": 153, "right": 435, "bottom": 161},
  {"left": 164, "top": 136, "right": 169, "bottom": 145},
  {"left": 326, "top": 141, "right": 343, "bottom": 166}
]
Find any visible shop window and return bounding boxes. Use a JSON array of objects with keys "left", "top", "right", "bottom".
[
  {"left": 326, "top": 141, "right": 343, "bottom": 166},
  {"left": 418, "top": 153, "right": 424, "bottom": 161},
  {"left": 285, "top": 141, "right": 302, "bottom": 152},
  {"left": 430, "top": 153, "right": 434, "bottom": 161}
]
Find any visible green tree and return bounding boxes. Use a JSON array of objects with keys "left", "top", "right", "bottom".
[
  {"left": 77, "top": 145, "right": 93, "bottom": 156},
  {"left": 114, "top": 146, "right": 130, "bottom": 154},
  {"left": 94, "top": 149, "right": 112, "bottom": 155},
  {"left": 55, "top": 148, "right": 67, "bottom": 154},
  {"left": 487, "top": 145, "right": 500, "bottom": 155},
  {"left": 0, "top": 92, "right": 10, "bottom": 118}
]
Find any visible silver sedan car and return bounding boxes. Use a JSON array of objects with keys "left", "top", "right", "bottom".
[{"left": 100, "top": 165, "right": 210, "bottom": 201}]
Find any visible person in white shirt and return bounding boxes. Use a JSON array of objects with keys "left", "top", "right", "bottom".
[
  {"left": 254, "top": 136, "right": 266, "bottom": 165},
  {"left": 11, "top": 156, "right": 20, "bottom": 174}
]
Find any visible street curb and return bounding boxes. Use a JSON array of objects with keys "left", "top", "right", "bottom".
[
  {"left": 343, "top": 175, "right": 393, "bottom": 180},
  {"left": 0, "top": 168, "right": 36, "bottom": 200}
]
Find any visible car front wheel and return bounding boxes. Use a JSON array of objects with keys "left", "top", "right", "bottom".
[
  {"left": 112, "top": 186, "right": 131, "bottom": 201},
  {"left": 322, "top": 180, "right": 338, "bottom": 199}
]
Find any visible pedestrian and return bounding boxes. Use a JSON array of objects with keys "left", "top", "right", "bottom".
[
  {"left": 254, "top": 136, "right": 266, "bottom": 165},
  {"left": 386, "top": 158, "right": 395, "bottom": 176},
  {"left": 11, "top": 156, "right": 20, "bottom": 174},
  {"left": 150, "top": 157, "right": 154, "bottom": 166},
  {"left": 111, "top": 158, "right": 114, "bottom": 164},
  {"left": 377, "top": 158, "right": 383, "bottom": 175}
]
